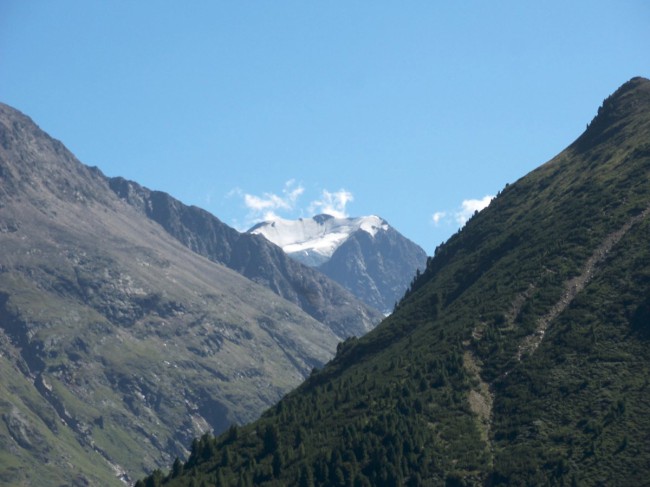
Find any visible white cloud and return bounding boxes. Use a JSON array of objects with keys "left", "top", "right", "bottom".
[
  {"left": 239, "top": 180, "right": 305, "bottom": 222},
  {"left": 229, "top": 181, "right": 355, "bottom": 227},
  {"left": 244, "top": 193, "right": 288, "bottom": 211},
  {"left": 432, "top": 211, "right": 447, "bottom": 226},
  {"left": 432, "top": 195, "right": 494, "bottom": 228},
  {"left": 455, "top": 195, "right": 493, "bottom": 225},
  {"left": 308, "top": 189, "right": 354, "bottom": 218}
]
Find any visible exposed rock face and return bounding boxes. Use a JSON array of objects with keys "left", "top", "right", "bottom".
[
  {"left": 0, "top": 102, "right": 375, "bottom": 485},
  {"left": 318, "top": 223, "right": 428, "bottom": 314}
]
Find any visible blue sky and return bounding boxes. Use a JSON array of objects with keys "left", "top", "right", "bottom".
[{"left": 1, "top": 2, "right": 648, "bottom": 253}]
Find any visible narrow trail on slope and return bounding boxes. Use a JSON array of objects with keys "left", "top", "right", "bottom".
[
  {"left": 462, "top": 347, "right": 494, "bottom": 468},
  {"left": 463, "top": 204, "right": 650, "bottom": 474},
  {"left": 515, "top": 205, "right": 650, "bottom": 362}
]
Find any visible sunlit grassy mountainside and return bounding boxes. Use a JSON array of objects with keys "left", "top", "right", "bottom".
[
  {"left": 144, "top": 77, "right": 650, "bottom": 486},
  {"left": 0, "top": 103, "right": 378, "bottom": 486}
]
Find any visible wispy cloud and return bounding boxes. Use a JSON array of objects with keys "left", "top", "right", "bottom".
[
  {"left": 432, "top": 195, "right": 494, "bottom": 228},
  {"left": 230, "top": 179, "right": 305, "bottom": 222},
  {"left": 455, "top": 195, "right": 493, "bottom": 225},
  {"left": 229, "top": 181, "right": 355, "bottom": 226},
  {"left": 432, "top": 211, "right": 447, "bottom": 226},
  {"left": 308, "top": 189, "right": 354, "bottom": 219}
]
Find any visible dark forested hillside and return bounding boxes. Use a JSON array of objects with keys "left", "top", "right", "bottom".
[{"left": 142, "top": 77, "right": 650, "bottom": 486}]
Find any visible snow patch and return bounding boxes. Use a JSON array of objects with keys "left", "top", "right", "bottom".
[{"left": 249, "top": 214, "right": 388, "bottom": 262}]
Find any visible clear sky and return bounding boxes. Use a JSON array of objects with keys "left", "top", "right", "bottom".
[{"left": 1, "top": 2, "right": 648, "bottom": 253}]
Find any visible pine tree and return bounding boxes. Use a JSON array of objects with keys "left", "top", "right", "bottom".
[
  {"left": 171, "top": 457, "right": 183, "bottom": 478},
  {"left": 299, "top": 465, "right": 315, "bottom": 487}
]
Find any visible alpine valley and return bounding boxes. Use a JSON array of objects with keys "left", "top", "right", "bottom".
[
  {"left": 0, "top": 102, "right": 382, "bottom": 485},
  {"left": 142, "top": 77, "right": 650, "bottom": 486},
  {"left": 249, "top": 215, "right": 427, "bottom": 314}
]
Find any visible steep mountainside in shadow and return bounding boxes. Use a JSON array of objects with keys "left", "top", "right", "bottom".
[
  {"left": 144, "top": 77, "right": 650, "bottom": 486},
  {"left": 318, "top": 221, "right": 427, "bottom": 313},
  {"left": 108, "top": 180, "right": 382, "bottom": 338},
  {"left": 0, "top": 102, "right": 367, "bottom": 486}
]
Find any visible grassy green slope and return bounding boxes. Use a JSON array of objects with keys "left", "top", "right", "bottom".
[
  {"left": 490, "top": 216, "right": 650, "bottom": 485},
  {"left": 143, "top": 77, "right": 650, "bottom": 486}
]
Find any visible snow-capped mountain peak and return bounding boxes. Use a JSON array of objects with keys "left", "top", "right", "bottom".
[
  {"left": 248, "top": 213, "right": 427, "bottom": 314},
  {"left": 248, "top": 214, "right": 388, "bottom": 266}
]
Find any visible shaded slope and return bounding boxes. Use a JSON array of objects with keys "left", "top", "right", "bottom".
[
  {"left": 0, "top": 102, "right": 341, "bottom": 485},
  {"left": 144, "top": 77, "right": 650, "bottom": 486},
  {"left": 318, "top": 224, "right": 428, "bottom": 313}
]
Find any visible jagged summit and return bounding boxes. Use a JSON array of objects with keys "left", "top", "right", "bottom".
[
  {"left": 249, "top": 214, "right": 427, "bottom": 313},
  {"left": 249, "top": 214, "right": 389, "bottom": 266}
]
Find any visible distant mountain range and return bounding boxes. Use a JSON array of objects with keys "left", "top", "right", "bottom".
[
  {"left": 108, "top": 180, "right": 382, "bottom": 339},
  {"left": 250, "top": 214, "right": 427, "bottom": 313},
  {"left": 144, "top": 77, "right": 650, "bottom": 486},
  {"left": 0, "top": 102, "right": 381, "bottom": 485}
]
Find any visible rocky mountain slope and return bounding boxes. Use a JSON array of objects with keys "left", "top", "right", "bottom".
[
  {"left": 0, "top": 102, "right": 374, "bottom": 485},
  {"left": 250, "top": 215, "right": 427, "bottom": 313},
  {"left": 145, "top": 77, "right": 650, "bottom": 486}
]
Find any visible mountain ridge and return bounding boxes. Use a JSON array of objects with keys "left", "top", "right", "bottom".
[{"left": 143, "top": 76, "right": 650, "bottom": 486}]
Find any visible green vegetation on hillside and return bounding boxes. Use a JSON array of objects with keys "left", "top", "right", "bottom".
[{"left": 139, "top": 77, "right": 650, "bottom": 486}]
